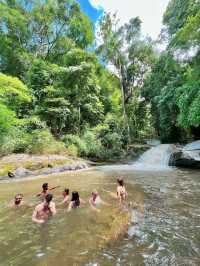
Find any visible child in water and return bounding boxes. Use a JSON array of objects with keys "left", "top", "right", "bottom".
[{"left": 116, "top": 178, "right": 128, "bottom": 204}]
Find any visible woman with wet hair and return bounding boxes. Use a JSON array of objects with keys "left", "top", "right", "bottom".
[
  {"left": 67, "top": 191, "right": 85, "bottom": 212},
  {"left": 117, "top": 178, "right": 128, "bottom": 204}
]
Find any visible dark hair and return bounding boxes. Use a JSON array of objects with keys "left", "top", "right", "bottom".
[
  {"left": 71, "top": 191, "right": 80, "bottom": 207},
  {"left": 45, "top": 193, "right": 53, "bottom": 203},
  {"left": 64, "top": 188, "right": 69, "bottom": 195},
  {"left": 15, "top": 193, "right": 23, "bottom": 199},
  {"left": 117, "top": 178, "right": 124, "bottom": 186},
  {"left": 42, "top": 183, "right": 48, "bottom": 190}
]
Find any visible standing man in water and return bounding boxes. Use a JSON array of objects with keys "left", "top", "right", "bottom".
[{"left": 32, "top": 194, "right": 56, "bottom": 224}]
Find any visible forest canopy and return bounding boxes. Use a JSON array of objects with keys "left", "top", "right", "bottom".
[{"left": 0, "top": 0, "right": 199, "bottom": 158}]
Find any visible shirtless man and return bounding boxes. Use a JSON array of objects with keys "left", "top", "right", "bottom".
[
  {"left": 36, "top": 183, "right": 59, "bottom": 200},
  {"left": 32, "top": 194, "right": 56, "bottom": 224},
  {"left": 11, "top": 194, "right": 25, "bottom": 207}
]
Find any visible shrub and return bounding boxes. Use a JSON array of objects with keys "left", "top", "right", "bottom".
[
  {"left": 0, "top": 72, "right": 31, "bottom": 114},
  {"left": 62, "top": 134, "right": 87, "bottom": 155},
  {"left": 67, "top": 144, "right": 78, "bottom": 157},
  {"left": 26, "top": 129, "right": 66, "bottom": 154},
  {"left": 81, "top": 130, "right": 102, "bottom": 158}
]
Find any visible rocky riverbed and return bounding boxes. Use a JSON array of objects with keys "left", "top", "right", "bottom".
[{"left": 0, "top": 154, "right": 89, "bottom": 179}]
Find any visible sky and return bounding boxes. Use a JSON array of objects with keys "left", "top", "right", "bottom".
[{"left": 77, "top": 0, "right": 170, "bottom": 40}]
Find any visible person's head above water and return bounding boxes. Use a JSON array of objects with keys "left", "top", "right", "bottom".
[
  {"left": 117, "top": 178, "right": 124, "bottom": 186},
  {"left": 45, "top": 193, "right": 53, "bottom": 204},
  {"left": 92, "top": 190, "right": 98, "bottom": 197},
  {"left": 42, "top": 183, "right": 48, "bottom": 191},
  {"left": 92, "top": 190, "right": 98, "bottom": 195},
  {"left": 63, "top": 188, "right": 69, "bottom": 197},
  {"left": 71, "top": 191, "right": 80, "bottom": 206},
  {"left": 14, "top": 194, "right": 23, "bottom": 205}
]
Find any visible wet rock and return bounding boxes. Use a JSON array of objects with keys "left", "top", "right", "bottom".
[
  {"left": 169, "top": 141, "right": 200, "bottom": 169},
  {"left": 39, "top": 162, "right": 88, "bottom": 175},
  {"left": 8, "top": 171, "right": 15, "bottom": 178},
  {"left": 14, "top": 167, "right": 33, "bottom": 177},
  {"left": 41, "top": 168, "right": 53, "bottom": 175}
]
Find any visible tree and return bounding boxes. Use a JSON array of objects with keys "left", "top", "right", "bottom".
[
  {"left": 27, "top": 58, "right": 105, "bottom": 136},
  {"left": 98, "top": 13, "right": 156, "bottom": 143},
  {"left": 0, "top": 0, "right": 94, "bottom": 78},
  {"left": 142, "top": 52, "right": 184, "bottom": 141},
  {"left": 0, "top": 72, "right": 31, "bottom": 116},
  {"left": 0, "top": 103, "right": 17, "bottom": 140}
]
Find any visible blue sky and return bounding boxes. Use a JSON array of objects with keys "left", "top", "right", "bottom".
[
  {"left": 77, "top": 0, "right": 170, "bottom": 39},
  {"left": 77, "top": 0, "right": 103, "bottom": 25}
]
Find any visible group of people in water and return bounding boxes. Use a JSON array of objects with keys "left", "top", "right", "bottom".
[{"left": 11, "top": 178, "right": 128, "bottom": 224}]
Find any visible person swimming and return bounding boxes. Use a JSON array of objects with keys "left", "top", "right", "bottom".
[
  {"left": 32, "top": 193, "right": 56, "bottom": 224},
  {"left": 60, "top": 188, "right": 70, "bottom": 205},
  {"left": 89, "top": 190, "right": 109, "bottom": 212},
  {"left": 13, "top": 194, "right": 24, "bottom": 207},
  {"left": 67, "top": 191, "right": 85, "bottom": 212},
  {"left": 117, "top": 178, "right": 128, "bottom": 204},
  {"left": 36, "top": 183, "right": 60, "bottom": 199}
]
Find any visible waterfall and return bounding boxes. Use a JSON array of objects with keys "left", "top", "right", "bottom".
[
  {"left": 96, "top": 144, "right": 175, "bottom": 172},
  {"left": 132, "top": 144, "right": 174, "bottom": 171}
]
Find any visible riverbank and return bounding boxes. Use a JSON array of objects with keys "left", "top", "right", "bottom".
[
  {"left": 0, "top": 153, "right": 90, "bottom": 180},
  {"left": 0, "top": 144, "right": 150, "bottom": 180}
]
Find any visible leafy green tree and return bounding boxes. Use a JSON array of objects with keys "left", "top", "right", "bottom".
[
  {"left": 143, "top": 53, "right": 184, "bottom": 141},
  {"left": 176, "top": 81, "right": 200, "bottom": 129},
  {"left": 0, "top": 72, "right": 31, "bottom": 116},
  {"left": 27, "top": 58, "right": 105, "bottom": 136},
  {"left": 0, "top": 103, "right": 16, "bottom": 139},
  {"left": 0, "top": 0, "right": 94, "bottom": 77},
  {"left": 98, "top": 13, "right": 156, "bottom": 143}
]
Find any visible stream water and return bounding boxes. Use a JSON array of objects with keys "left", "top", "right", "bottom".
[{"left": 0, "top": 146, "right": 200, "bottom": 266}]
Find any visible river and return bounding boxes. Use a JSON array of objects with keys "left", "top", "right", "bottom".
[{"left": 0, "top": 146, "right": 200, "bottom": 265}]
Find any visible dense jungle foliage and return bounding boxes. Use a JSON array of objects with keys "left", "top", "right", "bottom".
[{"left": 0, "top": 0, "right": 199, "bottom": 159}]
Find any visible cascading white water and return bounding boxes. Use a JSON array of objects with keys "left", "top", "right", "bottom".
[
  {"left": 97, "top": 144, "right": 175, "bottom": 172},
  {"left": 132, "top": 144, "right": 174, "bottom": 171}
]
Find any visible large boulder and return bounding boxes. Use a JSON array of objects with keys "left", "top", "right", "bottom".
[
  {"left": 169, "top": 141, "right": 200, "bottom": 169},
  {"left": 39, "top": 162, "right": 88, "bottom": 175},
  {"left": 14, "top": 167, "right": 33, "bottom": 177}
]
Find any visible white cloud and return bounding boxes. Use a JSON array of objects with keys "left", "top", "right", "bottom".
[{"left": 89, "top": 0, "right": 170, "bottom": 39}]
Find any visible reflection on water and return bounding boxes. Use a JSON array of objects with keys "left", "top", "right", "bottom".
[{"left": 0, "top": 165, "right": 200, "bottom": 265}]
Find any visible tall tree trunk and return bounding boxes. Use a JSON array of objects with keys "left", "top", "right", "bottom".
[{"left": 119, "top": 64, "right": 131, "bottom": 148}]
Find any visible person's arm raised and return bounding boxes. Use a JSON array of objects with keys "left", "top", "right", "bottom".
[{"left": 49, "top": 186, "right": 60, "bottom": 191}]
